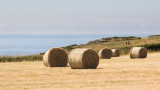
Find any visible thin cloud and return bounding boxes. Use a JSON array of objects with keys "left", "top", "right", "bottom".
[
  {"left": 0, "top": 24, "right": 5, "bottom": 28},
  {"left": 76, "top": 18, "right": 155, "bottom": 23}
]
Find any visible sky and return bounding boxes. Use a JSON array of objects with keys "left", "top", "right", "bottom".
[{"left": 0, "top": 0, "right": 160, "bottom": 35}]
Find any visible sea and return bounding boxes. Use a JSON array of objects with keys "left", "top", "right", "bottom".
[{"left": 0, "top": 34, "right": 150, "bottom": 56}]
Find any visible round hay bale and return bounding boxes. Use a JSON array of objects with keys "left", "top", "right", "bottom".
[
  {"left": 43, "top": 47, "right": 68, "bottom": 67},
  {"left": 98, "top": 48, "right": 112, "bottom": 59},
  {"left": 69, "top": 48, "right": 99, "bottom": 69},
  {"left": 111, "top": 49, "right": 120, "bottom": 57},
  {"left": 130, "top": 47, "right": 147, "bottom": 59}
]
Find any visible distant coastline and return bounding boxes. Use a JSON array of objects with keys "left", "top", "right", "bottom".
[
  {"left": 1, "top": 35, "right": 160, "bottom": 62},
  {"left": 0, "top": 34, "right": 158, "bottom": 56}
]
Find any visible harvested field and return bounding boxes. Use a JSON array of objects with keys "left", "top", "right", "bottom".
[{"left": 0, "top": 53, "right": 160, "bottom": 90}]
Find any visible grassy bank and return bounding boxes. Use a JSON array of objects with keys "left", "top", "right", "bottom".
[
  {"left": 0, "top": 55, "right": 43, "bottom": 62},
  {"left": 63, "top": 35, "right": 160, "bottom": 55},
  {"left": 1, "top": 35, "right": 160, "bottom": 62}
]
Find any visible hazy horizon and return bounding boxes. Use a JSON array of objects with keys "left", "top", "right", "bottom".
[
  {"left": 0, "top": 0, "right": 160, "bottom": 56},
  {"left": 0, "top": 0, "right": 160, "bottom": 35}
]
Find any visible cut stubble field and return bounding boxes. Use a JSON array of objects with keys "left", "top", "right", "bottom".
[{"left": 0, "top": 53, "right": 160, "bottom": 90}]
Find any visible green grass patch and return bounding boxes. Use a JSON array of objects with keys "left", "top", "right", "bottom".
[
  {"left": 139, "top": 43, "right": 160, "bottom": 51},
  {"left": 0, "top": 55, "right": 43, "bottom": 62}
]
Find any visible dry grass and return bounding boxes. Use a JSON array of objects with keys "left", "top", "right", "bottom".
[{"left": 0, "top": 53, "right": 160, "bottom": 90}]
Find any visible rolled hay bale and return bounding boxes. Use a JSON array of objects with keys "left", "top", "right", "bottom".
[
  {"left": 130, "top": 47, "right": 147, "bottom": 59},
  {"left": 98, "top": 48, "right": 112, "bottom": 59},
  {"left": 43, "top": 47, "right": 68, "bottom": 67},
  {"left": 69, "top": 48, "right": 99, "bottom": 69},
  {"left": 111, "top": 49, "right": 120, "bottom": 57}
]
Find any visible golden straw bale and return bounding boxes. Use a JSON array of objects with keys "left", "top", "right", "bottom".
[
  {"left": 130, "top": 47, "right": 147, "bottom": 59},
  {"left": 98, "top": 48, "right": 112, "bottom": 59},
  {"left": 69, "top": 48, "right": 99, "bottom": 69},
  {"left": 43, "top": 47, "right": 68, "bottom": 67},
  {"left": 111, "top": 49, "right": 120, "bottom": 57}
]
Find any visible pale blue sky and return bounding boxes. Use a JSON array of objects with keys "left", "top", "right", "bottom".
[{"left": 0, "top": 0, "right": 160, "bottom": 35}]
